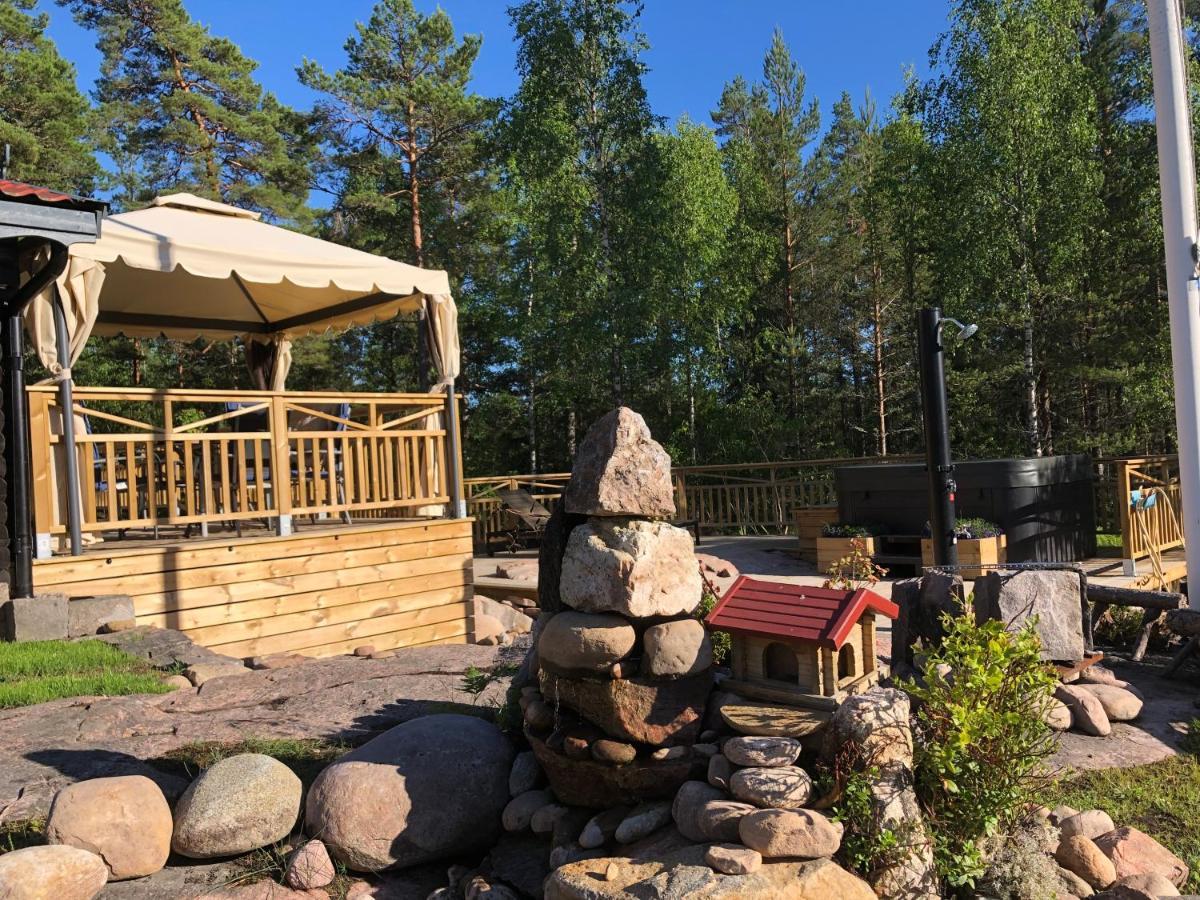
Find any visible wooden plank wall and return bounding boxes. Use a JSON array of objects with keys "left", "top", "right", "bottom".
[{"left": 33, "top": 519, "right": 474, "bottom": 659}]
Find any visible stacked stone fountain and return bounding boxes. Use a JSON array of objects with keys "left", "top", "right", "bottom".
[{"left": 520, "top": 408, "right": 715, "bottom": 808}]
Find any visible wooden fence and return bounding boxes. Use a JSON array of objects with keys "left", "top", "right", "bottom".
[
  {"left": 465, "top": 456, "right": 913, "bottom": 545},
  {"left": 1111, "top": 455, "right": 1184, "bottom": 561},
  {"left": 467, "top": 455, "right": 1184, "bottom": 564},
  {"left": 30, "top": 386, "right": 456, "bottom": 539}
]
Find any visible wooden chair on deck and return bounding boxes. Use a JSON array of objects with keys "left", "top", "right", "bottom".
[{"left": 489, "top": 488, "right": 552, "bottom": 555}]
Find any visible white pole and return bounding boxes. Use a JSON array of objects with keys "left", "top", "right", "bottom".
[{"left": 1148, "top": 0, "right": 1200, "bottom": 608}]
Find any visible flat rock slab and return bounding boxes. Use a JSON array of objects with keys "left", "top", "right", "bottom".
[
  {"left": 720, "top": 703, "right": 831, "bottom": 738},
  {"left": 1049, "top": 653, "right": 1197, "bottom": 773},
  {"left": 0, "top": 642, "right": 523, "bottom": 822}
]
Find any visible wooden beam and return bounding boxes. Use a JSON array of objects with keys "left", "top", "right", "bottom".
[{"left": 1087, "top": 583, "right": 1186, "bottom": 610}]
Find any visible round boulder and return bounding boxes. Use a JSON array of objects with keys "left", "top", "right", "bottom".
[
  {"left": 1059, "top": 809, "right": 1116, "bottom": 842},
  {"left": 1055, "top": 835, "right": 1117, "bottom": 890},
  {"left": 729, "top": 766, "right": 814, "bottom": 810},
  {"left": 46, "top": 775, "right": 172, "bottom": 880},
  {"left": 0, "top": 845, "right": 108, "bottom": 900},
  {"left": 172, "top": 754, "right": 301, "bottom": 858},
  {"left": 739, "top": 808, "right": 843, "bottom": 859},
  {"left": 1055, "top": 684, "right": 1112, "bottom": 737},
  {"left": 722, "top": 736, "right": 802, "bottom": 768},
  {"left": 538, "top": 611, "right": 636, "bottom": 675},
  {"left": 306, "top": 714, "right": 514, "bottom": 872},
  {"left": 1077, "top": 684, "right": 1143, "bottom": 722},
  {"left": 641, "top": 618, "right": 712, "bottom": 678},
  {"left": 671, "top": 780, "right": 725, "bottom": 842},
  {"left": 284, "top": 839, "right": 335, "bottom": 890}
]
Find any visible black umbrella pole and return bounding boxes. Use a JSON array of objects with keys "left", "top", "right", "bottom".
[
  {"left": 3, "top": 311, "right": 34, "bottom": 597},
  {"left": 917, "top": 308, "right": 958, "bottom": 568}
]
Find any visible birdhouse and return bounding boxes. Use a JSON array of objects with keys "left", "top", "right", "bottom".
[{"left": 705, "top": 577, "right": 898, "bottom": 710}]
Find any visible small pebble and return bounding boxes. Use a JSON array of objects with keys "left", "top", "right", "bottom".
[{"left": 353, "top": 645, "right": 375, "bottom": 657}]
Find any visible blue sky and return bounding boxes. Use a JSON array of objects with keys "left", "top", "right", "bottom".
[{"left": 40, "top": 1, "right": 952, "bottom": 135}]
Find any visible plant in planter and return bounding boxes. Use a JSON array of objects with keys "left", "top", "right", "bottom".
[
  {"left": 817, "top": 523, "right": 886, "bottom": 573},
  {"left": 921, "top": 517, "right": 1006, "bottom": 578}
]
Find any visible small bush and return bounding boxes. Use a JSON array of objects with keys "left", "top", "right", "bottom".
[
  {"left": 823, "top": 536, "right": 888, "bottom": 591},
  {"left": 696, "top": 589, "right": 731, "bottom": 665},
  {"left": 902, "top": 605, "right": 1058, "bottom": 889},
  {"left": 954, "top": 517, "right": 1003, "bottom": 539}
]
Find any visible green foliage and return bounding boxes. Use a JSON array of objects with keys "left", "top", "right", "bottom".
[
  {"left": 461, "top": 662, "right": 520, "bottom": 705},
  {"left": 0, "top": 0, "right": 97, "bottom": 191},
  {"left": 60, "top": 0, "right": 314, "bottom": 219},
  {"left": 695, "top": 589, "right": 730, "bottom": 666},
  {"left": 822, "top": 523, "right": 886, "bottom": 538},
  {"left": 902, "top": 608, "right": 1058, "bottom": 888},
  {"left": 831, "top": 766, "right": 905, "bottom": 881},
  {"left": 953, "top": 518, "right": 1003, "bottom": 539},
  {"left": 0, "top": 639, "right": 170, "bottom": 709},
  {"left": 160, "top": 737, "right": 347, "bottom": 791}
]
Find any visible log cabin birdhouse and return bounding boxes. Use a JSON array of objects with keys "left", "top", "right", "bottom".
[{"left": 705, "top": 577, "right": 898, "bottom": 710}]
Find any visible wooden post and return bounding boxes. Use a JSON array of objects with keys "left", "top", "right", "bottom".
[
  {"left": 821, "top": 647, "right": 837, "bottom": 697},
  {"left": 28, "top": 389, "right": 54, "bottom": 557},
  {"left": 676, "top": 471, "right": 688, "bottom": 521},
  {"left": 269, "top": 394, "right": 293, "bottom": 536},
  {"left": 862, "top": 616, "right": 877, "bottom": 674},
  {"left": 1117, "top": 460, "right": 1135, "bottom": 566}
]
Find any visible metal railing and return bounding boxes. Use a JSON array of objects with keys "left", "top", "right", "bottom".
[{"left": 30, "top": 386, "right": 456, "bottom": 541}]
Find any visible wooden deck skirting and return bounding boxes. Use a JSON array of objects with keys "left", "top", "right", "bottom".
[{"left": 33, "top": 519, "right": 475, "bottom": 659}]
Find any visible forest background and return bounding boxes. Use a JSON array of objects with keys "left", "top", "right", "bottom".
[{"left": 2, "top": 0, "right": 1191, "bottom": 474}]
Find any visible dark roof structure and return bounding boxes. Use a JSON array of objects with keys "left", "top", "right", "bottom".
[
  {"left": 705, "top": 576, "right": 898, "bottom": 650},
  {"left": 0, "top": 180, "right": 77, "bottom": 205},
  {"left": 0, "top": 180, "right": 106, "bottom": 244}
]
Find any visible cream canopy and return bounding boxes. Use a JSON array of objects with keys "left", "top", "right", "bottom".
[{"left": 26, "top": 192, "right": 460, "bottom": 382}]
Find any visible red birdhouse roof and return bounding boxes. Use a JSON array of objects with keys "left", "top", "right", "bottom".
[{"left": 705, "top": 576, "right": 898, "bottom": 651}]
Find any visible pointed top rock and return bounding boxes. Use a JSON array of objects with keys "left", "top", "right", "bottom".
[{"left": 563, "top": 408, "right": 676, "bottom": 518}]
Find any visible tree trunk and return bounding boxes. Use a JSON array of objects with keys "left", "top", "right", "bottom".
[
  {"left": 783, "top": 211, "right": 797, "bottom": 423},
  {"left": 567, "top": 409, "right": 577, "bottom": 461},
  {"left": 687, "top": 355, "right": 697, "bottom": 464},
  {"left": 871, "top": 261, "right": 888, "bottom": 456},
  {"left": 405, "top": 102, "right": 430, "bottom": 391}
]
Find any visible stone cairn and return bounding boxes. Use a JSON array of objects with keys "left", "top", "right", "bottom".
[
  {"left": 518, "top": 407, "right": 713, "bottom": 808},
  {"left": 502, "top": 408, "right": 881, "bottom": 898}
]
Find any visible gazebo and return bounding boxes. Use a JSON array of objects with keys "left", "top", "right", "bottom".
[{"left": 24, "top": 194, "right": 476, "bottom": 659}]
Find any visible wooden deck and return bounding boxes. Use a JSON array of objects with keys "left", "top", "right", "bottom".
[
  {"left": 1080, "top": 548, "right": 1187, "bottom": 591},
  {"left": 33, "top": 518, "right": 475, "bottom": 659}
]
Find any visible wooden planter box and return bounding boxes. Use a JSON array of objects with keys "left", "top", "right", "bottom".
[
  {"left": 794, "top": 506, "right": 838, "bottom": 563},
  {"left": 920, "top": 534, "right": 1006, "bottom": 579},
  {"left": 816, "top": 536, "right": 877, "bottom": 574}
]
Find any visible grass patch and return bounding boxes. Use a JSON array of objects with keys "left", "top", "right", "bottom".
[
  {"left": 0, "top": 819, "right": 44, "bottom": 855},
  {"left": 1054, "top": 753, "right": 1200, "bottom": 892},
  {"left": 0, "top": 640, "right": 172, "bottom": 709},
  {"left": 159, "top": 737, "right": 348, "bottom": 791}
]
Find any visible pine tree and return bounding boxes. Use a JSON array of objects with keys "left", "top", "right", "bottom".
[
  {"left": 60, "top": 0, "right": 313, "bottom": 219},
  {"left": 0, "top": 0, "right": 97, "bottom": 191},
  {"left": 299, "top": 0, "right": 493, "bottom": 269}
]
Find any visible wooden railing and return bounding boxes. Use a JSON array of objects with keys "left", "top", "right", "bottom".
[
  {"left": 465, "top": 456, "right": 915, "bottom": 545},
  {"left": 1113, "top": 455, "right": 1184, "bottom": 561},
  {"left": 29, "top": 386, "right": 454, "bottom": 539}
]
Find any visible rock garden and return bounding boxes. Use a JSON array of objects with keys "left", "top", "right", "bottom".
[{"left": 0, "top": 407, "right": 1197, "bottom": 900}]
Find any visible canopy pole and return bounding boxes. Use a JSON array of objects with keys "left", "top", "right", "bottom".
[
  {"left": 443, "top": 381, "right": 466, "bottom": 519},
  {"left": 0, "top": 241, "right": 67, "bottom": 596},
  {"left": 1148, "top": 0, "right": 1200, "bottom": 607},
  {"left": 51, "top": 288, "right": 83, "bottom": 556}
]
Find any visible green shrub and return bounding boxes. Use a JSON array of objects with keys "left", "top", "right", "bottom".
[
  {"left": 696, "top": 589, "right": 731, "bottom": 665},
  {"left": 831, "top": 764, "right": 907, "bottom": 881},
  {"left": 902, "top": 606, "right": 1058, "bottom": 889}
]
